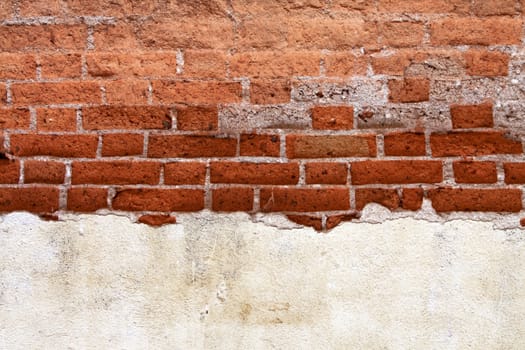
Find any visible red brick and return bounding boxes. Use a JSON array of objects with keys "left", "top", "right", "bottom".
[
  {"left": 355, "top": 188, "right": 400, "bottom": 210},
  {"left": 286, "top": 134, "right": 376, "bottom": 158},
  {"left": 351, "top": 160, "right": 443, "bottom": 185},
  {"left": 164, "top": 162, "right": 207, "bottom": 185},
  {"left": 10, "top": 134, "right": 98, "bottom": 158},
  {"left": 325, "top": 213, "right": 360, "bottom": 230},
  {"left": 237, "top": 16, "right": 288, "bottom": 49},
  {"left": 112, "top": 189, "right": 205, "bottom": 212},
  {"left": 450, "top": 101, "right": 494, "bottom": 129},
  {"left": 430, "top": 18, "right": 522, "bottom": 46},
  {"left": 464, "top": 50, "right": 509, "bottom": 77},
  {"left": 312, "top": 106, "right": 354, "bottom": 130},
  {"left": 388, "top": 78, "right": 430, "bottom": 103},
  {"left": 287, "top": 18, "right": 378, "bottom": 49},
  {"left": 305, "top": 162, "right": 348, "bottom": 185},
  {"left": 371, "top": 50, "right": 421, "bottom": 75},
  {"left": 148, "top": 135, "right": 237, "bottom": 158},
  {"left": 324, "top": 52, "right": 368, "bottom": 77},
  {"left": 402, "top": 188, "right": 424, "bottom": 210},
  {"left": 210, "top": 162, "right": 299, "bottom": 185},
  {"left": 250, "top": 79, "right": 291, "bottom": 104},
  {"left": 0, "top": 84, "right": 6, "bottom": 105},
  {"left": 37, "top": 108, "right": 77, "bottom": 132},
  {"left": 260, "top": 188, "right": 350, "bottom": 212},
  {"left": 153, "top": 80, "right": 242, "bottom": 105},
  {"left": 230, "top": 51, "right": 320, "bottom": 78},
  {"left": 380, "top": 22, "right": 424, "bottom": 48},
  {"left": 83, "top": 106, "right": 171, "bottom": 130},
  {"left": 0, "top": 187, "right": 59, "bottom": 213},
  {"left": 94, "top": 24, "right": 141, "bottom": 50},
  {"left": 66, "top": 0, "right": 157, "bottom": 16},
  {"left": 430, "top": 131, "right": 522, "bottom": 157},
  {"left": 24, "top": 160, "right": 65, "bottom": 184},
  {"left": 101, "top": 134, "right": 144, "bottom": 157},
  {"left": 504, "top": 163, "right": 525, "bottom": 184},
  {"left": 183, "top": 50, "right": 228, "bottom": 79},
  {"left": 384, "top": 132, "right": 426, "bottom": 156},
  {"left": 0, "top": 1, "right": 14, "bottom": 19},
  {"left": 71, "top": 161, "right": 161, "bottom": 185},
  {"left": 240, "top": 134, "right": 280, "bottom": 157},
  {"left": 39, "top": 53, "right": 82, "bottom": 79},
  {"left": 176, "top": 106, "right": 217, "bottom": 131},
  {"left": 11, "top": 82, "right": 101, "bottom": 105},
  {"left": 87, "top": 52, "right": 178, "bottom": 78},
  {"left": 138, "top": 214, "right": 177, "bottom": 227},
  {"left": 287, "top": 215, "right": 323, "bottom": 231},
  {"left": 0, "top": 25, "right": 87, "bottom": 51},
  {"left": 0, "top": 159, "right": 19, "bottom": 183},
  {"left": 138, "top": 19, "right": 234, "bottom": 50},
  {"left": 18, "top": 0, "right": 62, "bottom": 16},
  {"left": 428, "top": 188, "right": 522, "bottom": 212},
  {"left": 453, "top": 161, "right": 497, "bottom": 184},
  {"left": 472, "top": 0, "right": 519, "bottom": 16},
  {"left": 0, "top": 54, "right": 36, "bottom": 79},
  {"left": 234, "top": 1, "right": 323, "bottom": 16},
  {"left": 67, "top": 187, "right": 108, "bottom": 212},
  {"left": 104, "top": 80, "right": 149, "bottom": 105},
  {"left": 0, "top": 109, "right": 31, "bottom": 129},
  {"left": 212, "top": 187, "right": 254, "bottom": 212},
  {"left": 378, "top": 0, "right": 470, "bottom": 13}
]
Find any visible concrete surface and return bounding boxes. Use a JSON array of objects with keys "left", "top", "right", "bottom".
[{"left": 1, "top": 209, "right": 524, "bottom": 349}]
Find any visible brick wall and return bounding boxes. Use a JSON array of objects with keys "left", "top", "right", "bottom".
[{"left": 1, "top": 0, "right": 525, "bottom": 230}]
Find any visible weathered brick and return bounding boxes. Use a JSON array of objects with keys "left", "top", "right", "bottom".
[
  {"left": 287, "top": 215, "right": 323, "bottom": 231},
  {"left": 351, "top": 160, "right": 443, "bottom": 184},
  {"left": 176, "top": 106, "right": 217, "bottom": 131},
  {"left": 24, "top": 160, "right": 65, "bottom": 184},
  {"left": 378, "top": 0, "right": 470, "bottom": 13},
  {"left": 0, "top": 1, "right": 14, "bottom": 19},
  {"left": 0, "top": 25, "right": 87, "bottom": 51},
  {"left": 0, "top": 187, "right": 59, "bottom": 213},
  {"left": 210, "top": 162, "right": 299, "bottom": 185},
  {"left": 66, "top": 0, "right": 157, "bottom": 16},
  {"left": 453, "top": 161, "right": 497, "bottom": 184},
  {"left": 428, "top": 188, "right": 522, "bottom": 212},
  {"left": 388, "top": 78, "right": 430, "bottom": 103},
  {"left": 94, "top": 24, "right": 141, "bottom": 50},
  {"left": 305, "top": 162, "right": 348, "bottom": 184},
  {"left": 164, "top": 162, "right": 207, "bottom": 185},
  {"left": 384, "top": 132, "right": 426, "bottom": 156},
  {"left": 325, "top": 213, "right": 359, "bottom": 230},
  {"left": 104, "top": 80, "right": 149, "bottom": 105},
  {"left": 212, "top": 187, "right": 254, "bottom": 212},
  {"left": 67, "top": 187, "right": 108, "bottom": 212},
  {"left": 101, "top": 134, "right": 144, "bottom": 157},
  {"left": 11, "top": 82, "right": 101, "bottom": 105},
  {"left": 464, "top": 50, "right": 509, "bottom": 77},
  {"left": 138, "top": 214, "right": 177, "bottom": 227},
  {"left": 450, "top": 101, "right": 494, "bottom": 129},
  {"left": 36, "top": 108, "right": 77, "bottom": 132},
  {"left": 312, "top": 106, "right": 354, "bottom": 130},
  {"left": 0, "top": 84, "right": 6, "bottom": 105},
  {"left": 0, "top": 54, "right": 36, "bottom": 79},
  {"left": 240, "top": 134, "right": 280, "bottom": 157},
  {"left": 112, "top": 189, "right": 205, "bottom": 212},
  {"left": 230, "top": 51, "right": 320, "bottom": 78},
  {"left": 324, "top": 52, "right": 368, "bottom": 77},
  {"left": 183, "top": 50, "right": 227, "bottom": 79},
  {"left": 18, "top": 0, "right": 62, "bottom": 16},
  {"left": 472, "top": 0, "right": 519, "bottom": 16},
  {"left": 504, "top": 163, "right": 525, "bottom": 184},
  {"left": 355, "top": 188, "right": 400, "bottom": 210},
  {"left": 152, "top": 80, "right": 242, "bottom": 104},
  {"left": 431, "top": 18, "right": 522, "bottom": 46},
  {"left": 10, "top": 134, "right": 98, "bottom": 158},
  {"left": 380, "top": 22, "right": 424, "bottom": 48},
  {"left": 0, "top": 159, "right": 19, "bottom": 184},
  {"left": 87, "top": 52, "right": 178, "bottom": 78},
  {"left": 250, "top": 79, "right": 291, "bottom": 104},
  {"left": 72, "top": 161, "right": 161, "bottom": 185},
  {"left": 430, "top": 131, "right": 522, "bottom": 156},
  {"left": 39, "top": 53, "right": 82, "bottom": 79},
  {"left": 0, "top": 109, "right": 31, "bottom": 129},
  {"left": 260, "top": 187, "right": 350, "bottom": 212},
  {"left": 286, "top": 134, "right": 376, "bottom": 158},
  {"left": 402, "top": 188, "right": 424, "bottom": 210},
  {"left": 148, "top": 135, "right": 237, "bottom": 158},
  {"left": 83, "top": 106, "right": 171, "bottom": 130}
]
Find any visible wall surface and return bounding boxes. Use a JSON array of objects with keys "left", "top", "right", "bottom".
[{"left": 1, "top": 0, "right": 525, "bottom": 348}]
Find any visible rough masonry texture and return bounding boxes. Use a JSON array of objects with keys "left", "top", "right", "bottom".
[{"left": 1, "top": 0, "right": 525, "bottom": 230}]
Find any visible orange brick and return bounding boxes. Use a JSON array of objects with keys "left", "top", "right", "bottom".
[
  {"left": 87, "top": 52, "right": 178, "bottom": 78},
  {"left": 153, "top": 80, "right": 242, "bottom": 104},
  {"left": 101, "top": 134, "right": 144, "bottom": 157},
  {"left": 0, "top": 159, "right": 19, "bottom": 184},
  {"left": 148, "top": 135, "right": 237, "bottom": 158},
  {"left": 287, "top": 134, "right": 376, "bottom": 158},
  {"left": 379, "top": 0, "right": 470, "bottom": 13},
  {"left": 453, "top": 161, "right": 497, "bottom": 184},
  {"left": 11, "top": 82, "right": 101, "bottom": 105},
  {"left": 183, "top": 50, "right": 227, "bottom": 79},
  {"left": 384, "top": 132, "right": 426, "bottom": 156},
  {"left": 176, "top": 106, "right": 218, "bottom": 131},
  {"left": 36, "top": 108, "right": 77, "bottom": 132},
  {"left": 10, "top": 134, "right": 98, "bottom": 158},
  {"left": 94, "top": 24, "right": 141, "bottom": 50},
  {"left": 388, "top": 78, "right": 429, "bottom": 103},
  {"left": 210, "top": 162, "right": 299, "bottom": 185},
  {"left": 380, "top": 22, "right": 424, "bottom": 48},
  {"left": 250, "top": 79, "right": 291, "bottom": 104},
  {"left": 504, "top": 163, "right": 525, "bottom": 184},
  {"left": 0, "top": 25, "right": 87, "bottom": 51},
  {"left": 260, "top": 188, "right": 350, "bottom": 212},
  {"left": 40, "top": 53, "right": 82, "bottom": 79},
  {"left": 0, "top": 109, "right": 31, "bottom": 129},
  {"left": 239, "top": 134, "right": 280, "bottom": 157},
  {"left": 351, "top": 160, "right": 443, "bottom": 185},
  {"left": 164, "top": 162, "right": 207, "bottom": 185},
  {"left": 430, "top": 131, "right": 522, "bottom": 157},
  {"left": 104, "top": 80, "right": 149, "bottom": 105},
  {"left": 230, "top": 51, "right": 320, "bottom": 78},
  {"left": 24, "top": 160, "right": 65, "bottom": 184},
  {"left": 0, "top": 187, "right": 59, "bottom": 213},
  {"left": 472, "top": 0, "right": 519, "bottom": 15},
  {"left": 311, "top": 106, "right": 354, "bottom": 130},
  {"left": 464, "top": 50, "right": 509, "bottom": 77},
  {"left": 428, "top": 188, "right": 522, "bottom": 212},
  {"left": 83, "top": 106, "right": 171, "bottom": 130},
  {"left": 324, "top": 52, "right": 368, "bottom": 77},
  {"left": 450, "top": 101, "right": 494, "bottom": 129},
  {"left": 72, "top": 161, "right": 161, "bottom": 185},
  {"left": 0, "top": 54, "right": 36, "bottom": 79}
]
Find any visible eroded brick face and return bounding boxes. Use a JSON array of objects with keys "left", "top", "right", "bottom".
[{"left": 1, "top": 1, "right": 525, "bottom": 231}]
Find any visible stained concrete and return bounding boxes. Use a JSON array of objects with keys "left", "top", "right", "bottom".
[{"left": 1, "top": 209, "right": 525, "bottom": 349}]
